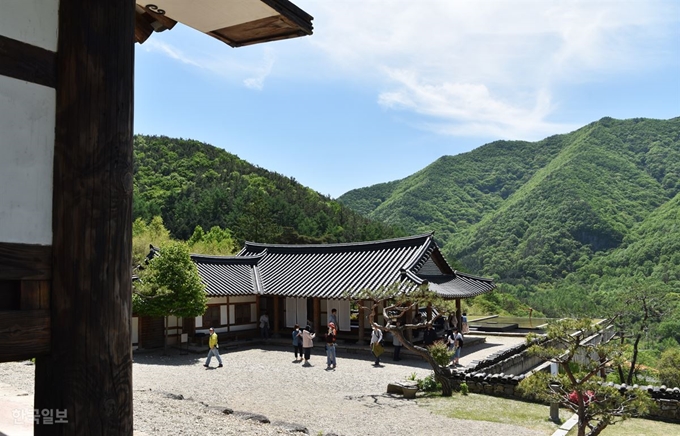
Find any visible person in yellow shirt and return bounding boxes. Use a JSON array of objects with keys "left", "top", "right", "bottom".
[{"left": 204, "top": 327, "right": 223, "bottom": 368}]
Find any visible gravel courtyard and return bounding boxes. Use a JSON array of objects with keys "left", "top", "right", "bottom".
[{"left": 1, "top": 337, "right": 546, "bottom": 436}]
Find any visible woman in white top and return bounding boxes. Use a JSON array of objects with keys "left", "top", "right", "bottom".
[{"left": 301, "top": 326, "right": 316, "bottom": 365}]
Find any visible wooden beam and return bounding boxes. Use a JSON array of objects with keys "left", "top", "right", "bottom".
[
  {"left": 0, "top": 242, "right": 52, "bottom": 281},
  {"left": 21, "top": 280, "right": 50, "bottom": 310},
  {"left": 34, "top": 0, "right": 135, "bottom": 434},
  {"left": 0, "top": 310, "right": 50, "bottom": 362},
  {"left": 0, "top": 34, "right": 56, "bottom": 88}
]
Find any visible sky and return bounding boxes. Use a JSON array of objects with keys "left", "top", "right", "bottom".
[{"left": 134, "top": 0, "right": 680, "bottom": 199}]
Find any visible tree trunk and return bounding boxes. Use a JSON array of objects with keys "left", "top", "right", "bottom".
[
  {"left": 627, "top": 333, "right": 642, "bottom": 385},
  {"left": 390, "top": 326, "right": 453, "bottom": 397}
]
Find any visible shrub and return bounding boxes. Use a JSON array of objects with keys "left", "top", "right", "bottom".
[
  {"left": 658, "top": 348, "right": 680, "bottom": 388},
  {"left": 428, "top": 341, "right": 454, "bottom": 367}
]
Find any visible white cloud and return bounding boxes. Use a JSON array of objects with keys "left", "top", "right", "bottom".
[
  {"left": 243, "top": 48, "right": 276, "bottom": 90},
  {"left": 295, "top": 0, "right": 678, "bottom": 139}
]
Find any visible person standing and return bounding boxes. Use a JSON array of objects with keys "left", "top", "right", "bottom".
[
  {"left": 292, "top": 324, "right": 303, "bottom": 361},
  {"left": 423, "top": 324, "right": 437, "bottom": 346},
  {"left": 392, "top": 321, "right": 403, "bottom": 361},
  {"left": 259, "top": 312, "right": 270, "bottom": 339},
  {"left": 452, "top": 328, "right": 464, "bottom": 366},
  {"left": 461, "top": 312, "right": 469, "bottom": 334},
  {"left": 204, "top": 327, "right": 223, "bottom": 368},
  {"left": 370, "top": 324, "right": 384, "bottom": 366},
  {"left": 328, "top": 308, "right": 338, "bottom": 330},
  {"left": 325, "top": 322, "right": 337, "bottom": 369},
  {"left": 301, "top": 325, "right": 316, "bottom": 365}
]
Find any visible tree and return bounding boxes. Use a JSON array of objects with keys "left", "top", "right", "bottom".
[
  {"left": 352, "top": 284, "right": 458, "bottom": 396},
  {"left": 658, "top": 347, "right": 680, "bottom": 388},
  {"left": 133, "top": 242, "right": 207, "bottom": 350},
  {"left": 519, "top": 318, "right": 654, "bottom": 436},
  {"left": 607, "top": 282, "right": 671, "bottom": 385}
]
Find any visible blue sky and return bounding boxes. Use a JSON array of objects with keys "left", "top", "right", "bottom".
[{"left": 135, "top": 0, "right": 680, "bottom": 199}]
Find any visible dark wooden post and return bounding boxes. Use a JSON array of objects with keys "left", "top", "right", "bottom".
[
  {"left": 34, "top": 0, "right": 135, "bottom": 434},
  {"left": 456, "top": 298, "right": 462, "bottom": 329},
  {"left": 358, "top": 300, "right": 365, "bottom": 344},
  {"left": 273, "top": 295, "right": 280, "bottom": 337},
  {"left": 313, "top": 297, "right": 321, "bottom": 334}
]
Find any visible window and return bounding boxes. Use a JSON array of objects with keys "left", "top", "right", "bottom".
[
  {"left": 203, "top": 306, "right": 220, "bottom": 328},
  {"left": 234, "top": 303, "right": 251, "bottom": 324}
]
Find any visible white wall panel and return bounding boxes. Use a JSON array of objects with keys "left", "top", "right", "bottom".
[
  {"left": 0, "top": 0, "right": 59, "bottom": 51},
  {"left": 220, "top": 305, "right": 228, "bottom": 325},
  {"left": 0, "top": 76, "right": 55, "bottom": 245}
]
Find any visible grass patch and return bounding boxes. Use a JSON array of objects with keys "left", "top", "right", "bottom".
[
  {"left": 420, "top": 393, "right": 679, "bottom": 436},
  {"left": 419, "top": 393, "right": 571, "bottom": 434},
  {"left": 566, "top": 417, "right": 680, "bottom": 436}
]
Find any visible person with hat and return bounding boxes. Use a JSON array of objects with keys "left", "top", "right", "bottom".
[
  {"left": 325, "top": 322, "right": 337, "bottom": 370},
  {"left": 204, "top": 327, "right": 223, "bottom": 368}
]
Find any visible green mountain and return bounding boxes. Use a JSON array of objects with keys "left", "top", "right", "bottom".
[
  {"left": 133, "top": 135, "right": 405, "bottom": 244},
  {"left": 339, "top": 117, "right": 680, "bottom": 316}
]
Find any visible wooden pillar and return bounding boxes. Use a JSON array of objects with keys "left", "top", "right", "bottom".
[
  {"left": 313, "top": 297, "right": 321, "bottom": 334},
  {"left": 273, "top": 295, "right": 280, "bottom": 336},
  {"left": 358, "top": 300, "right": 365, "bottom": 344},
  {"left": 34, "top": 0, "right": 135, "bottom": 434},
  {"left": 456, "top": 299, "right": 462, "bottom": 330}
]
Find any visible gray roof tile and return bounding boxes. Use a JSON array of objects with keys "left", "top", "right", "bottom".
[{"left": 192, "top": 233, "right": 495, "bottom": 299}]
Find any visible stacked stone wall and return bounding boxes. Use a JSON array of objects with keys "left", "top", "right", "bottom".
[{"left": 446, "top": 370, "right": 680, "bottom": 422}]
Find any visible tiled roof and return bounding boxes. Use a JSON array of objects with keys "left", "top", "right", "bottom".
[
  {"left": 191, "top": 254, "right": 264, "bottom": 296},
  {"left": 191, "top": 233, "right": 495, "bottom": 299}
]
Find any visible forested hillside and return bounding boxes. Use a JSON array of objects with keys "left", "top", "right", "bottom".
[
  {"left": 339, "top": 117, "right": 680, "bottom": 324},
  {"left": 133, "top": 135, "right": 405, "bottom": 245}
]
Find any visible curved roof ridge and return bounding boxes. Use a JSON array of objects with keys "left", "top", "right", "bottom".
[
  {"left": 453, "top": 270, "right": 496, "bottom": 283},
  {"left": 400, "top": 234, "right": 436, "bottom": 272},
  {"left": 191, "top": 253, "right": 264, "bottom": 265},
  {"left": 243, "top": 232, "right": 434, "bottom": 251}
]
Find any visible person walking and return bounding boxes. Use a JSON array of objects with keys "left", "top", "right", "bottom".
[
  {"left": 325, "top": 322, "right": 337, "bottom": 369},
  {"left": 370, "top": 324, "right": 384, "bottom": 366},
  {"left": 292, "top": 324, "right": 303, "bottom": 361},
  {"left": 204, "top": 327, "right": 223, "bottom": 368},
  {"left": 301, "top": 325, "right": 316, "bottom": 365}
]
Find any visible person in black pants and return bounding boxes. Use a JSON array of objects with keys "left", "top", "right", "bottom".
[{"left": 423, "top": 324, "right": 437, "bottom": 347}]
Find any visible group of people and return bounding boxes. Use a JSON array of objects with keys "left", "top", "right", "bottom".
[
  {"left": 292, "top": 308, "right": 338, "bottom": 369},
  {"left": 205, "top": 308, "right": 469, "bottom": 369}
]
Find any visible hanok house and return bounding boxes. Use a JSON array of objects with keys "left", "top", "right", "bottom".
[
  {"left": 188, "top": 233, "right": 496, "bottom": 344},
  {"left": 0, "top": 1, "right": 312, "bottom": 434}
]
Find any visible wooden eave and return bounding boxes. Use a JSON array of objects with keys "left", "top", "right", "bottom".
[{"left": 135, "top": 0, "right": 313, "bottom": 47}]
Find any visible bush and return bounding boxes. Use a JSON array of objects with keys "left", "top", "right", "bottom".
[
  {"left": 418, "top": 373, "right": 442, "bottom": 392},
  {"left": 658, "top": 348, "right": 680, "bottom": 388},
  {"left": 459, "top": 382, "right": 469, "bottom": 396},
  {"left": 428, "top": 341, "right": 454, "bottom": 367}
]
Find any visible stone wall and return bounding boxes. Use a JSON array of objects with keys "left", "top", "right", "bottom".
[{"left": 446, "top": 370, "right": 680, "bottom": 422}]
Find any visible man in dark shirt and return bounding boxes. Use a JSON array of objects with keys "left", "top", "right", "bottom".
[{"left": 423, "top": 324, "right": 437, "bottom": 346}]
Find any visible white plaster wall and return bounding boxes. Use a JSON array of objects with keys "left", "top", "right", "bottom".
[
  {"left": 207, "top": 296, "right": 227, "bottom": 304},
  {"left": 0, "top": 0, "right": 59, "bottom": 51},
  {"left": 220, "top": 305, "right": 228, "bottom": 325},
  {"left": 0, "top": 75, "right": 55, "bottom": 245},
  {"left": 195, "top": 316, "right": 203, "bottom": 328}
]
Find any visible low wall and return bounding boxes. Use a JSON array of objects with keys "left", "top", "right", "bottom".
[{"left": 446, "top": 370, "right": 680, "bottom": 422}]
